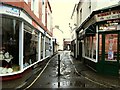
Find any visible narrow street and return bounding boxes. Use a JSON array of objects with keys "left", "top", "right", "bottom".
[
  {"left": 24, "top": 51, "right": 105, "bottom": 89},
  {"left": 2, "top": 51, "right": 120, "bottom": 89}
]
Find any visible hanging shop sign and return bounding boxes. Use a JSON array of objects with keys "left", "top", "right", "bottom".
[
  {"left": 0, "top": 5, "right": 20, "bottom": 17},
  {"left": 95, "top": 10, "right": 120, "bottom": 22}
]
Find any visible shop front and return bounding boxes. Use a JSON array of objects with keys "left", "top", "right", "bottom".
[
  {"left": 97, "top": 19, "right": 120, "bottom": 75},
  {"left": 0, "top": 4, "right": 52, "bottom": 79},
  {"left": 0, "top": 16, "right": 20, "bottom": 74},
  {"left": 78, "top": 6, "right": 120, "bottom": 76}
]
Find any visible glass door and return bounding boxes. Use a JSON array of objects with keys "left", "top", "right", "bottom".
[
  {"left": 105, "top": 34, "right": 118, "bottom": 61},
  {"left": 98, "top": 32, "right": 119, "bottom": 76},
  {"left": 99, "top": 33, "right": 119, "bottom": 62}
]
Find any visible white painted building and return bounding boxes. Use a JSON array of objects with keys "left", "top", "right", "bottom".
[
  {"left": 70, "top": 0, "right": 120, "bottom": 58},
  {"left": 53, "top": 27, "right": 64, "bottom": 50}
]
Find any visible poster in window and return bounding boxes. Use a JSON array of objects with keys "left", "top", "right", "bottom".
[
  {"left": 108, "top": 51, "right": 114, "bottom": 60},
  {"left": 108, "top": 36, "right": 114, "bottom": 60}
]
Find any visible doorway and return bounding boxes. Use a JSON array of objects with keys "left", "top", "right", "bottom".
[{"left": 98, "top": 32, "right": 119, "bottom": 76}]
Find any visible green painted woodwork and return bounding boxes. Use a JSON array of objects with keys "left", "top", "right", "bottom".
[{"left": 97, "top": 32, "right": 120, "bottom": 76}]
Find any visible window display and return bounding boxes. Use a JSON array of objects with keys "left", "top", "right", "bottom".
[
  {"left": 24, "top": 24, "right": 38, "bottom": 68},
  {"left": 99, "top": 34, "right": 102, "bottom": 61},
  {"left": 41, "top": 34, "right": 44, "bottom": 59},
  {"left": 84, "top": 35, "right": 96, "bottom": 60},
  {"left": 45, "top": 37, "right": 50, "bottom": 57},
  {"left": 93, "top": 35, "right": 96, "bottom": 59},
  {"left": 0, "top": 17, "right": 20, "bottom": 74},
  {"left": 105, "top": 34, "right": 118, "bottom": 61}
]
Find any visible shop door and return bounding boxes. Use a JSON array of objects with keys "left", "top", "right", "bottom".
[{"left": 98, "top": 32, "right": 119, "bottom": 76}]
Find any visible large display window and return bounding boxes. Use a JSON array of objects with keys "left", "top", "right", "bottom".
[
  {"left": 23, "top": 24, "right": 38, "bottom": 68},
  {"left": 0, "top": 17, "right": 20, "bottom": 74},
  {"left": 45, "top": 37, "right": 50, "bottom": 57},
  {"left": 84, "top": 35, "right": 96, "bottom": 60},
  {"left": 98, "top": 33, "right": 118, "bottom": 62},
  {"left": 105, "top": 34, "right": 118, "bottom": 61},
  {"left": 41, "top": 34, "right": 44, "bottom": 59},
  {"left": 98, "top": 34, "right": 102, "bottom": 61}
]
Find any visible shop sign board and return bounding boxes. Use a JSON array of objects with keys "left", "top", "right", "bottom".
[
  {"left": 0, "top": 5, "right": 20, "bottom": 17},
  {"left": 95, "top": 10, "right": 120, "bottom": 22}
]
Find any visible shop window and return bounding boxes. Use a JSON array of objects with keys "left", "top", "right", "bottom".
[
  {"left": 41, "top": 34, "right": 45, "bottom": 59},
  {"left": 105, "top": 34, "right": 118, "bottom": 61},
  {"left": 93, "top": 35, "right": 96, "bottom": 59},
  {"left": 89, "top": 36, "right": 93, "bottom": 58},
  {"left": 99, "top": 34, "right": 102, "bottom": 61},
  {"left": 45, "top": 37, "right": 50, "bottom": 57},
  {"left": 24, "top": 25, "right": 38, "bottom": 68},
  {"left": 84, "top": 35, "right": 96, "bottom": 60},
  {"left": 0, "top": 17, "right": 20, "bottom": 74}
]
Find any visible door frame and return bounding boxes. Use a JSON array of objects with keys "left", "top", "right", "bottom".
[{"left": 98, "top": 31, "right": 119, "bottom": 75}]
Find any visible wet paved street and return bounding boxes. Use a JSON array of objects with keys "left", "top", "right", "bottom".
[{"left": 26, "top": 51, "right": 104, "bottom": 89}]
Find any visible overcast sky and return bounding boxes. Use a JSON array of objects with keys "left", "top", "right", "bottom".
[{"left": 50, "top": 0, "right": 79, "bottom": 38}]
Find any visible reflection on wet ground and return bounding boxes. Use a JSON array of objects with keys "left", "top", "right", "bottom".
[{"left": 30, "top": 51, "right": 104, "bottom": 88}]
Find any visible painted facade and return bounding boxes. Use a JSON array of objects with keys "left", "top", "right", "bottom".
[
  {"left": 71, "top": 0, "right": 120, "bottom": 75},
  {"left": 0, "top": 0, "right": 54, "bottom": 79}
]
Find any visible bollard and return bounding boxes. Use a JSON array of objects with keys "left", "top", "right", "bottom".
[{"left": 58, "top": 54, "right": 60, "bottom": 76}]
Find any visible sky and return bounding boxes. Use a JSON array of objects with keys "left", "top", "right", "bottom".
[
  {"left": 50, "top": 0, "right": 119, "bottom": 39},
  {"left": 50, "top": 0, "right": 79, "bottom": 38}
]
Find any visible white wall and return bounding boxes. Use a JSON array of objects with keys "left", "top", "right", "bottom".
[
  {"left": 53, "top": 28, "right": 63, "bottom": 50},
  {"left": 31, "top": 0, "right": 39, "bottom": 17},
  {"left": 47, "top": 4, "right": 52, "bottom": 32},
  {"left": 42, "top": 0, "right": 46, "bottom": 26},
  {"left": 77, "top": 0, "right": 119, "bottom": 26},
  {"left": 70, "top": 5, "right": 77, "bottom": 41}
]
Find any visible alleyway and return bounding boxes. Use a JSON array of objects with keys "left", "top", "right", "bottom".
[
  {"left": 24, "top": 51, "right": 105, "bottom": 89},
  {"left": 2, "top": 51, "right": 120, "bottom": 89}
]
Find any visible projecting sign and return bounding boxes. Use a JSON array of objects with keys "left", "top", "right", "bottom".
[{"left": 95, "top": 10, "right": 120, "bottom": 22}]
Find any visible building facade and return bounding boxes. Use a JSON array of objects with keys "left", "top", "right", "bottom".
[
  {"left": 63, "top": 38, "right": 71, "bottom": 51},
  {"left": 71, "top": 0, "right": 120, "bottom": 76},
  {"left": 0, "top": 0, "right": 53, "bottom": 79},
  {"left": 69, "top": 4, "right": 78, "bottom": 57},
  {"left": 52, "top": 27, "right": 64, "bottom": 51}
]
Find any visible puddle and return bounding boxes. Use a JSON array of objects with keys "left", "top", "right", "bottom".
[{"left": 51, "top": 80, "right": 86, "bottom": 88}]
